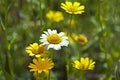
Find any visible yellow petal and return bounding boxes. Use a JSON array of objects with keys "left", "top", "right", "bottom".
[{"left": 73, "top": 2, "right": 80, "bottom": 7}]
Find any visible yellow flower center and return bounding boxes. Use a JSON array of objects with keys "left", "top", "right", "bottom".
[
  {"left": 78, "top": 37, "right": 85, "bottom": 42},
  {"left": 69, "top": 6, "right": 76, "bottom": 13},
  {"left": 37, "top": 59, "right": 53, "bottom": 70},
  {"left": 32, "top": 45, "right": 44, "bottom": 54},
  {"left": 47, "top": 34, "right": 62, "bottom": 44},
  {"left": 37, "top": 61, "right": 47, "bottom": 70}
]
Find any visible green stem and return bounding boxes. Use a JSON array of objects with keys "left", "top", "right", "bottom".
[
  {"left": 98, "top": 0, "right": 107, "bottom": 60},
  {"left": 39, "top": 0, "right": 45, "bottom": 35},
  {"left": 47, "top": 71, "right": 51, "bottom": 80},
  {"left": 97, "top": 0, "right": 101, "bottom": 25},
  {"left": 80, "top": 71, "right": 85, "bottom": 80},
  {"left": 36, "top": 73, "right": 39, "bottom": 80},
  {"left": 98, "top": 0, "right": 110, "bottom": 78},
  {"left": 79, "top": 50, "right": 81, "bottom": 59},
  {"left": 66, "top": 52, "right": 70, "bottom": 80},
  {"left": 39, "top": 0, "right": 43, "bottom": 27},
  {"left": 36, "top": 72, "right": 40, "bottom": 80},
  {"left": 50, "top": 0, "right": 53, "bottom": 9},
  {"left": 30, "top": 0, "right": 33, "bottom": 9},
  {"left": 3, "top": 0, "right": 14, "bottom": 80},
  {"left": 4, "top": 0, "right": 8, "bottom": 42},
  {"left": 69, "top": 14, "right": 73, "bottom": 27}
]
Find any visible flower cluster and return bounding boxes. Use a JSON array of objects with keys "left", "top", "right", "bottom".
[
  {"left": 25, "top": 1, "right": 96, "bottom": 79},
  {"left": 25, "top": 29, "right": 69, "bottom": 78}
]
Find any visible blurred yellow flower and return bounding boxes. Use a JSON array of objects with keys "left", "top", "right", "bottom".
[
  {"left": 99, "top": 77, "right": 104, "bottom": 80},
  {"left": 72, "top": 57, "right": 95, "bottom": 70},
  {"left": 46, "top": 10, "right": 64, "bottom": 22},
  {"left": 26, "top": 43, "right": 48, "bottom": 57},
  {"left": 67, "top": 19, "right": 75, "bottom": 26},
  {"left": 74, "top": 34, "right": 88, "bottom": 45},
  {"left": 61, "top": 1, "right": 85, "bottom": 14},
  {"left": 28, "top": 57, "right": 54, "bottom": 74}
]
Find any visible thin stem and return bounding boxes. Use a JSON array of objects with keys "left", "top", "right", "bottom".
[
  {"left": 80, "top": 71, "right": 85, "bottom": 80},
  {"left": 69, "top": 14, "right": 73, "bottom": 27},
  {"left": 47, "top": 71, "right": 51, "bottom": 80},
  {"left": 36, "top": 73, "right": 39, "bottom": 80},
  {"left": 50, "top": 0, "right": 53, "bottom": 9},
  {"left": 98, "top": 0, "right": 107, "bottom": 59},
  {"left": 4, "top": 0, "right": 8, "bottom": 42},
  {"left": 97, "top": 0, "right": 101, "bottom": 25},
  {"left": 39, "top": 0, "right": 45, "bottom": 35},
  {"left": 66, "top": 52, "right": 70, "bottom": 80},
  {"left": 98, "top": 0, "right": 110, "bottom": 78},
  {"left": 39, "top": 0, "right": 43, "bottom": 27},
  {"left": 79, "top": 48, "right": 81, "bottom": 59},
  {"left": 36, "top": 72, "right": 40, "bottom": 80},
  {"left": 3, "top": 0, "right": 14, "bottom": 79},
  {"left": 30, "top": 0, "right": 33, "bottom": 9},
  {"left": 48, "top": 50, "right": 55, "bottom": 80}
]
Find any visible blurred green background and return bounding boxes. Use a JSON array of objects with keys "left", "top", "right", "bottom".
[{"left": 0, "top": 0, "right": 120, "bottom": 80}]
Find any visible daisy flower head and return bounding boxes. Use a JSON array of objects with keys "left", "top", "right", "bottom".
[
  {"left": 39, "top": 29, "right": 69, "bottom": 50},
  {"left": 72, "top": 57, "right": 95, "bottom": 70},
  {"left": 61, "top": 1, "right": 85, "bottom": 14},
  {"left": 26, "top": 43, "right": 48, "bottom": 57},
  {"left": 46, "top": 10, "right": 64, "bottom": 22},
  {"left": 28, "top": 57, "right": 54, "bottom": 74}
]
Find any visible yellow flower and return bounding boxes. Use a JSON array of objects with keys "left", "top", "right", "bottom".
[
  {"left": 72, "top": 57, "right": 95, "bottom": 70},
  {"left": 74, "top": 34, "right": 88, "bottom": 45},
  {"left": 26, "top": 43, "right": 48, "bottom": 57},
  {"left": 46, "top": 10, "right": 64, "bottom": 22},
  {"left": 28, "top": 57, "right": 54, "bottom": 74},
  {"left": 61, "top": 1, "right": 85, "bottom": 14}
]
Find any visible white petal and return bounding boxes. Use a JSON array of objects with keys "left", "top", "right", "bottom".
[
  {"left": 48, "top": 29, "right": 52, "bottom": 34},
  {"left": 62, "top": 36, "right": 68, "bottom": 40},
  {"left": 51, "top": 30, "right": 57, "bottom": 34},
  {"left": 39, "top": 39, "right": 46, "bottom": 43},
  {"left": 47, "top": 44, "right": 54, "bottom": 50},
  {"left": 53, "top": 44, "right": 61, "bottom": 50},
  {"left": 44, "top": 31, "right": 49, "bottom": 35},
  {"left": 42, "top": 42, "right": 49, "bottom": 45},
  {"left": 40, "top": 34, "right": 47, "bottom": 38},
  {"left": 59, "top": 32, "right": 64, "bottom": 36},
  {"left": 60, "top": 40, "right": 69, "bottom": 46}
]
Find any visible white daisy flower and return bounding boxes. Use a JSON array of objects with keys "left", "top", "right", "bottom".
[{"left": 39, "top": 29, "right": 69, "bottom": 50}]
